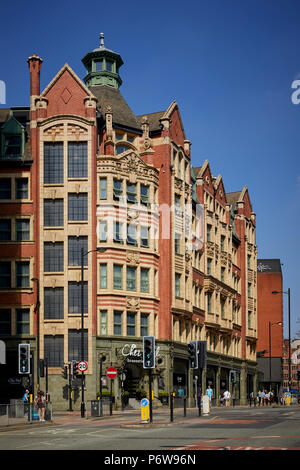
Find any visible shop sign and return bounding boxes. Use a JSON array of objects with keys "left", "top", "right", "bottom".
[{"left": 121, "top": 343, "right": 160, "bottom": 364}]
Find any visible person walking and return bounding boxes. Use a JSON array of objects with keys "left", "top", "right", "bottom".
[
  {"left": 36, "top": 391, "right": 46, "bottom": 421},
  {"left": 22, "top": 389, "right": 29, "bottom": 417},
  {"left": 223, "top": 389, "right": 231, "bottom": 407},
  {"left": 206, "top": 385, "right": 213, "bottom": 407}
]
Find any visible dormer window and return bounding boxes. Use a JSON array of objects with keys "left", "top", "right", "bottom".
[{"left": 4, "top": 135, "right": 21, "bottom": 157}]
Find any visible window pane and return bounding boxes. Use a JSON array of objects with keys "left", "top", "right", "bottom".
[
  {"left": 106, "top": 60, "right": 113, "bottom": 72},
  {"left": 140, "top": 185, "right": 149, "bottom": 204},
  {"left": 175, "top": 273, "right": 180, "bottom": 297},
  {"left": 44, "top": 143, "right": 64, "bottom": 184},
  {"left": 0, "top": 309, "right": 11, "bottom": 335},
  {"left": 126, "top": 267, "right": 136, "bottom": 291},
  {"left": 114, "top": 311, "right": 122, "bottom": 335},
  {"left": 95, "top": 59, "right": 103, "bottom": 71},
  {"left": 68, "top": 142, "right": 87, "bottom": 178},
  {"left": 126, "top": 182, "right": 137, "bottom": 203},
  {"left": 141, "top": 313, "right": 148, "bottom": 336},
  {"left": 0, "top": 262, "right": 11, "bottom": 288},
  {"left": 0, "top": 220, "right": 11, "bottom": 241},
  {"left": 68, "top": 193, "right": 88, "bottom": 221},
  {"left": 44, "top": 335, "right": 64, "bottom": 367},
  {"left": 113, "top": 179, "right": 123, "bottom": 200},
  {"left": 100, "top": 178, "right": 107, "bottom": 199},
  {"left": 100, "top": 310, "right": 107, "bottom": 335},
  {"left": 68, "top": 236, "right": 88, "bottom": 266},
  {"left": 44, "top": 199, "right": 64, "bottom": 227},
  {"left": 44, "top": 242, "right": 64, "bottom": 272},
  {"left": 100, "top": 264, "right": 107, "bottom": 289},
  {"left": 16, "top": 308, "right": 30, "bottom": 334},
  {"left": 15, "top": 178, "right": 28, "bottom": 199},
  {"left": 113, "top": 222, "right": 123, "bottom": 243},
  {"left": 15, "top": 261, "right": 30, "bottom": 288},
  {"left": 99, "top": 220, "right": 107, "bottom": 242},
  {"left": 0, "top": 179, "right": 11, "bottom": 199},
  {"left": 140, "top": 268, "right": 149, "bottom": 293},
  {"left": 113, "top": 264, "right": 122, "bottom": 290},
  {"left": 127, "top": 224, "right": 137, "bottom": 245},
  {"left": 68, "top": 281, "right": 88, "bottom": 314},
  {"left": 44, "top": 287, "right": 64, "bottom": 319},
  {"left": 127, "top": 312, "right": 136, "bottom": 336},
  {"left": 16, "top": 219, "right": 30, "bottom": 241},
  {"left": 68, "top": 329, "right": 88, "bottom": 362},
  {"left": 141, "top": 226, "right": 149, "bottom": 247}
]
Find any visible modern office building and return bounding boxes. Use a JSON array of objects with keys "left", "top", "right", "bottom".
[{"left": 0, "top": 35, "right": 258, "bottom": 408}]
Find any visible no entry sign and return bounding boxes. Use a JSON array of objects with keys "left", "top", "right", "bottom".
[{"left": 106, "top": 366, "right": 117, "bottom": 379}]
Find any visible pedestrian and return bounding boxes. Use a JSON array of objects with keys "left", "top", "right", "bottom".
[
  {"left": 264, "top": 390, "right": 269, "bottom": 406},
  {"left": 249, "top": 391, "right": 254, "bottom": 407},
  {"left": 22, "top": 389, "right": 29, "bottom": 416},
  {"left": 36, "top": 391, "right": 46, "bottom": 421},
  {"left": 206, "top": 385, "right": 213, "bottom": 407},
  {"left": 223, "top": 389, "right": 231, "bottom": 407},
  {"left": 257, "top": 390, "right": 262, "bottom": 406},
  {"left": 261, "top": 390, "right": 265, "bottom": 406}
]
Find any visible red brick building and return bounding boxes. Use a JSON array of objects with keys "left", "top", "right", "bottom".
[
  {"left": 257, "top": 259, "right": 283, "bottom": 394},
  {"left": 0, "top": 35, "right": 258, "bottom": 408}
]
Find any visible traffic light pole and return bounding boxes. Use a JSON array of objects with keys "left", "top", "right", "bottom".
[
  {"left": 68, "top": 363, "right": 73, "bottom": 412},
  {"left": 149, "top": 368, "right": 153, "bottom": 423}
]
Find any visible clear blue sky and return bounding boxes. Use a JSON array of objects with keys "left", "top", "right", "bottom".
[{"left": 1, "top": 0, "right": 299, "bottom": 338}]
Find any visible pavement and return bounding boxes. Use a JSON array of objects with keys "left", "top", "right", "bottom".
[{"left": 1, "top": 403, "right": 299, "bottom": 432}]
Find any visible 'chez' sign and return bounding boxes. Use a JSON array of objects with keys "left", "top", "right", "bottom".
[{"left": 121, "top": 343, "right": 160, "bottom": 363}]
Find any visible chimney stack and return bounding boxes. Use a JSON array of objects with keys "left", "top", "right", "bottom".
[{"left": 27, "top": 53, "right": 43, "bottom": 97}]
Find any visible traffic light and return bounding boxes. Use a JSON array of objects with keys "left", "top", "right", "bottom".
[
  {"left": 188, "top": 340, "right": 198, "bottom": 369},
  {"left": 18, "top": 344, "right": 30, "bottom": 374},
  {"left": 72, "top": 360, "right": 78, "bottom": 377},
  {"left": 143, "top": 336, "right": 155, "bottom": 368},
  {"left": 230, "top": 370, "right": 236, "bottom": 383},
  {"left": 61, "top": 365, "right": 68, "bottom": 379},
  {"left": 198, "top": 341, "right": 207, "bottom": 370}
]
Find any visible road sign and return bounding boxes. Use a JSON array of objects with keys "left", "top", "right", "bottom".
[
  {"left": 106, "top": 366, "right": 117, "bottom": 379},
  {"left": 77, "top": 361, "right": 88, "bottom": 372},
  {"left": 141, "top": 398, "right": 149, "bottom": 407},
  {"left": 141, "top": 398, "right": 149, "bottom": 422}
]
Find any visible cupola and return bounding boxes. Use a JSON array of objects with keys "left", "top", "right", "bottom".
[{"left": 82, "top": 33, "right": 124, "bottom": 89}]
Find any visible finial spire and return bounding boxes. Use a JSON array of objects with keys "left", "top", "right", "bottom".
[{"left": 100, "top": 32, "right": 105, "bottom": 49}]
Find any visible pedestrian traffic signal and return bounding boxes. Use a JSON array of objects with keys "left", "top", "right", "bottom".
[
  {"left": 18, "top": 344, "right": 30, "bottom": 374},
  {"left": 143, "top": 336, "right": 155, "bottom": 368},
  {"left": 61, "top": 365, "right": 68, "bottom": 379},
  {"left": 188, "top": 340, "right": 198, "bottom": 369}
]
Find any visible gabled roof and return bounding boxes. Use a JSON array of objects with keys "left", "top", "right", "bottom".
[{"left": 40, "top": 63, "right": 95, "bottom": 99}]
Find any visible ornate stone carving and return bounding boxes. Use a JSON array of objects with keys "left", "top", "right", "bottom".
[
  {"left": 126, "top": 250, "right": 140, "bottom": 265},
  {"left": 126, "top": 296, "right": 140, "bottom": 311}
]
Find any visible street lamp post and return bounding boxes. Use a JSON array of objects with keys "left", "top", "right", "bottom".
[
  {"left": 80, "top": 247, "right": 106, "bottom": 418},
  {"left": 31, "top": 278, "right": 40, "bottom": 389},
  {"left": 272, "top": 288, "right": 291, "bottom": 391},
  {"left": 269, "top": 321, "right": 283, "bottom": 392}
]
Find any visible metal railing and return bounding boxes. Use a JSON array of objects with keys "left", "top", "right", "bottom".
[{"left": 0, "top": 401, "right": 52, "bottom": 426}]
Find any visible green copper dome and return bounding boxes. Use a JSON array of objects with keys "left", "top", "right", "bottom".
[{"left": 82, "top": 33, "right": 124, "bottom": 89}]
